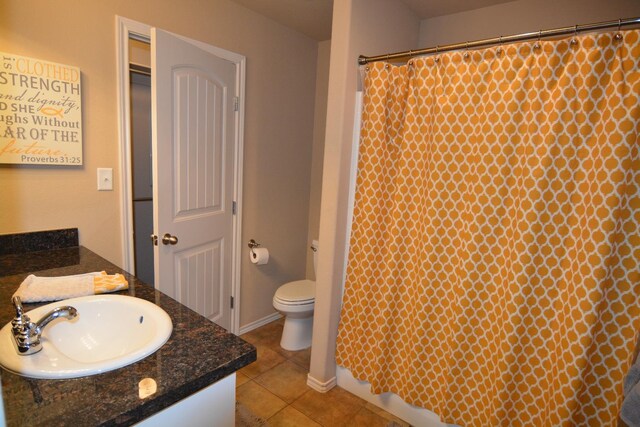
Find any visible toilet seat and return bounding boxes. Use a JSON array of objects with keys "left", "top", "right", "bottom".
[{"left": 273, "top": 279, "right": 315, "bottom": 305}]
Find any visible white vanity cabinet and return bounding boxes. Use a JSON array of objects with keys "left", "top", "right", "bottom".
[{"left": 135, "top": 374, "right": 236, "bottom": 427}]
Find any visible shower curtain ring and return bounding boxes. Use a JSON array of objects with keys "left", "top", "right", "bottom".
[
  {"left": 615, "top": 18, "right": 623, "bottom": 40},
  {"left": 434, "top": 45, "right": 440, "bottom": 63},
  {"left": 497, "top": 36, "right": 503, "bottom": 55},
  {"left": 534, "top": 30, "right": 541, "bottom": 50},
  {"left": 570, "top": 24, "right": 578, "bottom": 45},
  {"left": 464, "top": 41, "right": 469, "bottom": 59}
]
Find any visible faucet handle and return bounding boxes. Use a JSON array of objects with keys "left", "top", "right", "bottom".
[
  {"left": 10, "top": 295, "right": 42, "bottom": 355},
  {"left": 12, "top": 295, "right": 24, "bottom": 316},
  {"left": 11, "top": 296, "right": 32, "bottom": 330}
]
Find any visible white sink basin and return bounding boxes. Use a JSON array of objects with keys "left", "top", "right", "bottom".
[{"left": 0, "top": 295, "right": 172, "bottom": 379}]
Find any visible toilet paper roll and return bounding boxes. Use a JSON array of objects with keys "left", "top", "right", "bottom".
[{"left": 250, "top": 248, "right": 269, "bottom": 265}]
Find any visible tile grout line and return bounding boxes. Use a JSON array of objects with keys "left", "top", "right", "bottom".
[{"left": 239, "top": 321, "right": 408, "bottom": 427}]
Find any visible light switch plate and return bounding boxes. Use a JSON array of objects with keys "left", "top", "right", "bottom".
[{"left": 97, "top": 168, "right": 113, "bottom": 191}]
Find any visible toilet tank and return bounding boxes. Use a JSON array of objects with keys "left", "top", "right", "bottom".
[{"left": 312, "top": 240, "right": 319, "bottom": 277}]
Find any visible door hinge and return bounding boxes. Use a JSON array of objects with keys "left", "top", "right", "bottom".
[
  {"left": 230, "top": 296, "right": 234, "bottom": 309},
  {"left": 232, "top": 200, "right": 237, "bottom": 215},
  {"left": 233, "top": 97, "right": 239, "bottom": 112}
]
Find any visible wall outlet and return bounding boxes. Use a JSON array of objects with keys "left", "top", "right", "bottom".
[{"left": 97, "top": 168, "right": 113, "bottom": 191}]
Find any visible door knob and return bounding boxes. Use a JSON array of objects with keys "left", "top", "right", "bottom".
[{"left": 162, "top": 233, "right": 179, "bottom": 245}]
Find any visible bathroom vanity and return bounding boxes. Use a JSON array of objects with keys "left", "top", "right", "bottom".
[{"left": 0, "top": 230, "right": 255, "bottom": 426}]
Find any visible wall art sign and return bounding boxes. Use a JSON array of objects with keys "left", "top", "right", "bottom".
[{"left": 0, "top": 52, "right": 82, "bottom": 165}]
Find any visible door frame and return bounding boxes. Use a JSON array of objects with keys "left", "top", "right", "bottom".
[{"left": 115, "top": 16, "right": 246, "bottom": 334}]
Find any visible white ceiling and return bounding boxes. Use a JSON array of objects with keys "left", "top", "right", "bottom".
[
  {"left": 229, "top": 0, "right": 516, "bottom": 41},
  {"left": 230, "top": 0, "right": 334, "bottom": 41},
  {"left": 400, "top": 0, "right": 515, "bottom": 20}
]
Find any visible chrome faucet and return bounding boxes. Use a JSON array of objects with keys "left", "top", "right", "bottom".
[{"left": 11, "top": 296, "right": 78, "bottom": 355}]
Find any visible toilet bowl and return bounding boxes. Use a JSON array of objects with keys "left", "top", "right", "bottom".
[{"left": 273, "top": 240, "right": 318, "bottom": 351}]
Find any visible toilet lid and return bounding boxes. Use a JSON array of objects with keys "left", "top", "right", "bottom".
[{"left": 275, "top": 280, "right": 315, "bottom": 304}]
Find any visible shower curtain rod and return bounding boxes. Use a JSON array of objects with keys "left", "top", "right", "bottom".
[{"left": 358, "top": 16, "right": 640, "bottom": 65}]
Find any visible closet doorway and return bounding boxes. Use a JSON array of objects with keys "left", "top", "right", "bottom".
[
  {"left": 129, "top": 40, "right": 154, "bottom": 286},
  {"left": 117, "top": 17, "right": 246, "bottom": 333}
]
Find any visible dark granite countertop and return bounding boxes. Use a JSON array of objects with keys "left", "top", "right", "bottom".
[{"left": 0, "top": 246, "right": 256, "bottom": 426}]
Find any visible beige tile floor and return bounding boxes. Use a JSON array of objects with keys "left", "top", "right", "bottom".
[{"left": 236, "top": 318, "right": 411, "bottom": 427}]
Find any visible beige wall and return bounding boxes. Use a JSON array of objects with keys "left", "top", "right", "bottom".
[
  {"left": 305, "top": 39, "right": 331, "bottom": 280},
  {"left": 419, "top": 0, "right": 640, "bottom": 46},
  {"left": 129, "top": 39, "right": 150, "bottom": 67},
  {"left": 0, "top": 0, "right": 319, "bottom": 329},
  {"left": 309, "top": 0, "right": 420, "bottom": 386}
]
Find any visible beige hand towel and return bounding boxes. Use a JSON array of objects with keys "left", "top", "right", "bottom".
[{"left": 13, "top": 271, "right": 129, "bottom": 303}]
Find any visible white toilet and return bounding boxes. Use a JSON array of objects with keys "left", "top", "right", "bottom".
[{"left": 272, "top": 240, "right": 318, "bottom": 351}]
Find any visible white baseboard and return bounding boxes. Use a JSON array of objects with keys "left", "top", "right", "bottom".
[
  {"left": 238, "top": 312, "right": 282, "bottom": 335},
  {"left": 306, "top": 373, "right": 337, "bottom": 393},
  {"left": 336, "top": 366, "right": 450, "bottom": 427}
]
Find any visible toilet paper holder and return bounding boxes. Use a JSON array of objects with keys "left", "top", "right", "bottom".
[{"left": 248, "top": 239, "right": 261, "bottom": 257}]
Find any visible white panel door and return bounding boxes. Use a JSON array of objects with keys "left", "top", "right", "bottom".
[{"left": 151, "top": 28, "right": 236, "bottom": 330}]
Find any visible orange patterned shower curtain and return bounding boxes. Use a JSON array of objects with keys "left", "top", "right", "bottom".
[{"left": 336, "top": 30, "right": 640, "bottom": 426}]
